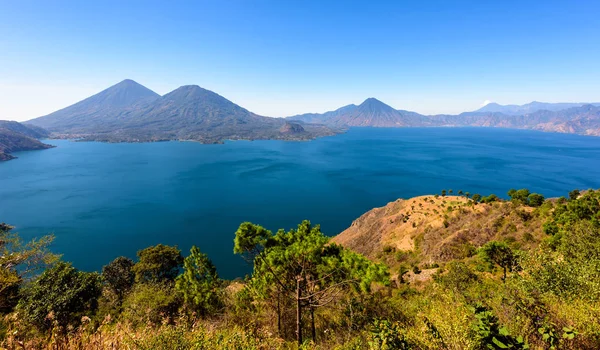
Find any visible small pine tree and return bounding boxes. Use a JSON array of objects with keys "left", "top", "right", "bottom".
[{"left": 175, "top": 246, "right": 222, "bottom": 316}]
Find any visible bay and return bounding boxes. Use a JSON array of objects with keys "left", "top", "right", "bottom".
[{"left": 1, "top": 127, "right": 600, "bottom": 278}]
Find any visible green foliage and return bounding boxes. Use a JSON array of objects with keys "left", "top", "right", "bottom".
[
  {"left": 434, "top": 261, "right": 478, "bottom": 291},
  {"left": 233, "top": 222, "right": 271, "bottom": 260},
  {"left": 441, "top": 190, "right": 446, "bottom": 197},
  {"left": 175, "top": 246, "right": 222, "bottom": 316},
  {"left": 527, "top": 193, "right": 545, "bottom": 207},
  {"left": 529, "top": 221, "right": 600, "bottom": 299},
  {"left": 479, "top": 241, "right": 517, "bottom": 281},
  {"left": 369, "top": 319, "right": 412, "bottom": 349},
  {"left": 17, "top": 262, "right": 102, "bottom": 331},
  {"left": 234, "top": 220, "right": 389, "bottom": 344},
  {"left": 133, "top": 244, "right": 184, "bottom": 284},
  {"left": 508, "top": 188, "right": 530, "bottom": 203},
  {"left": 4, "top": 188, "right": 600, "bottom": 348},
  {"left": 0, "top": 223, "right": 58, "bottom": 313},
  {"left": 481, "top": 194, "right": 499, "bottom": 204},
  {"left": 102, "top": 256, "right": 135, "bottom": 301},
  {"left": 471, "top": 305, "right": 529, "bottom": 349},
  {"left": 472, "top": 194, "right": 482, "bottom": 203},
  {"left": 568, "top": 189, "right": 580, "bottom": 200},
  {"left": 122, "top": 283, "right": 182, "bottom": 326}
]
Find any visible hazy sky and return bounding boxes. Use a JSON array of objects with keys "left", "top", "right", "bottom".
[{"left": 2, "top": 0, "right": 600, "bottom": 121}]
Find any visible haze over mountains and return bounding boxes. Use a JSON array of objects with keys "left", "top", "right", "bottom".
[{"left": 27, "top": 80, "right": 334, "bottom": 143}]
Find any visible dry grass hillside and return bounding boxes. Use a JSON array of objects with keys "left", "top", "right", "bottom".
[{"left": 332, "top": 195, "right": 548, "bottom": 273}]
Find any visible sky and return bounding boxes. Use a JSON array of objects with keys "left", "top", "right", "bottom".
[{"left": 1, "top": 0, "right": 600, "bottom": 121}]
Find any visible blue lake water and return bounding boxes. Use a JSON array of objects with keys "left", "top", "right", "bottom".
[{"left": 1, "top": 127, "right": 600, "bottom": 278}]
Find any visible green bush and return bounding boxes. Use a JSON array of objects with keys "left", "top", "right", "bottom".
[
  {"left": 122, "top": 283, "right": 182, "bottom": 326},
  {"left": 434, "top": 261, "right": 478, "bottom": 291},
  {"left": 133, "top": 244, "right": 184, "bottom": 284},
  {"left": 17, "top": 262, "right": 102, "bottom": 331}
]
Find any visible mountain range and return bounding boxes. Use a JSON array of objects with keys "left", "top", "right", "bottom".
[
  {"left": 27, "top": 80, "right": 335, "bottom": 143},
  {"left": 21, "top": 80, "right": 600, "bottom": 142},
  {"left": 289, "top": 99, "right": 600, "bottom": 136},
  {"left": 0, "top": 121, "right": 53, "bottom": 161},
  {"left": 474, "top": 101, "right": 600, "bottom": 115}
]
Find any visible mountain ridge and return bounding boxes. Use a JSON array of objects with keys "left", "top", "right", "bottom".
[
  {"left": 0, "top": 121, "right": 53, "bottom": 161},
  {"left": 289, "top": 99, "right": 600, "bottom": 136},
  {"left": 27, "top": 79, "right": 160, "bottom": 133},
  {"left": 27, "top": 80, "right": 336, "bottom": 143},
  {"left": 475, "top": 101, "right": 600, "bottom": 115},
  {"left": 23, "top": 79, "right": 600, "bottom": 140}
]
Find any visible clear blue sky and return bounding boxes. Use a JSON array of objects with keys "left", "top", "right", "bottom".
[{"left": 1, "top": 0, "right": 599, "bottom": 120}]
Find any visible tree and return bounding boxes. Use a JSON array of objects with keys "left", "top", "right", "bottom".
[
  {"left": 449, "top": 189, "right": 453, "bottom": 194},
  {"left": 122, "top": 283, "right": 181, "bottom": 326},
  {"left": 481, "top": 194, "right": 499, "bottom": 203},
  {"left": 465, "top": 192, "right": 471, "bottom": 199},
  {"left": 472, "top": 194, "right": 482, "bottom": 203},
  {"left": 17, "top": 262, "right": 102, "bottom": 331},
  {"left": 102, "top": 256, "right": 135, "bottom": 302},
  {"left": 479, "top": 241, "right": 517, "bottom": 282},
  {"left": 568, "top": 189, "right": 580, "bottom": 201},
  {"left": 508, "top": 188, "right": 530, "bottom": 204},
  {"left": 175, "top": 246, "right": 222, "bottom": 316},
  {"left": 528, "top": 193, "right": 545, "bottom": 207},
  {"left": 0, "top": 223, "right": 58, "bottom": 313},
  {"left": 441, "top": 190, "right": 447, "bottom": 197},
  {"left": 458, "top": 190, "right": 464, "bottom": 195},
  {"left": 133, "top": 244, "right": 183, "bottom": 284},
  {"left": 234, "top": 221, "right": 389, "bottom": 345}
]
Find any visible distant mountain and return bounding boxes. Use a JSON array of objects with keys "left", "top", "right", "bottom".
[
  {"left": 27, "top": 82, "right": 336, "bottom": 143},
  {"left": 0, "top": 120, "right": 49, "bottom": 139},
  {"left": 290, "top": 98, "right": 429, "bottom": 127},
  {"left": 474, "top": 101, "right": 600, "bottom": 115},
  {"left": 27, "top": 79, "right": 160, "bottom": 132},
  {"left": 0, "top": 121, "right": 53, "bottom": 161},
  {"left": 290, "top": 99, "right": 600, "bottom": 136},
  {"left": 428, "top": 104, "right": 600, "bottom": 135},
  {"left": 25, "top": 80, "right": 600, "bottom": 140}
]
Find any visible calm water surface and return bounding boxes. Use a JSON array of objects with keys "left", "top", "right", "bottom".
[{"left": 2, "top": 127, "right": 600, "bottom": 278}]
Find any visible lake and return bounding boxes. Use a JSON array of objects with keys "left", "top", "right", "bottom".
[{"left": 1, "top": 127, "right": 600, "bottom": 278}]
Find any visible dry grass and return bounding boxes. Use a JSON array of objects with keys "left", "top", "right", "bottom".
[{"left": 333, "top": 195, "right": 548, "bottom": 282}]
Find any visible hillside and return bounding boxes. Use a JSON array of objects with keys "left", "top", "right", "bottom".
[
  {"left": 332, "top": 193, "right": 550, "bottom": 282},
  {"left": 26, "top": 81, "right": 337, "bottom": 143},
  {"left": 0, "top": 122, "right": 53, "bottom": 161},
  {"left": 2, "top": 188, "right": 599, "bottom": 349}
]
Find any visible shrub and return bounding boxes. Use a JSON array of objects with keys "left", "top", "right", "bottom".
[
  {"left": 17, "top": 262, "right": 102, "bottom": 331},
  {"left": 133, "top": 244, "right": 184, "bottom": 284},
  {"left": 369, "top": 319, "right": 412, "bottom": 349},
  {"left": 102, "top": 256, "right": 135, "bottom": 302},
  {"left": 528, "top": 193, "right": 545, "bottom": 207},
  {"left": 434, "top": 261, "right": 478, "bottom": 291},
  {"left": 122, "top": 283, "right": 182, "bottom": 326}
]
